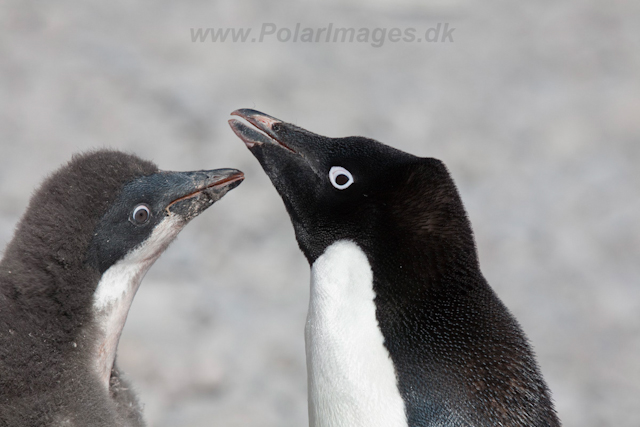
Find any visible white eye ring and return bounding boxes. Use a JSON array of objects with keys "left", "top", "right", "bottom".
[
  {"left": 131, "top": 204, "right": 151, "bottom": 225},
  {"left": 329, "top": 166, "right": 354, "bottom": 190}
]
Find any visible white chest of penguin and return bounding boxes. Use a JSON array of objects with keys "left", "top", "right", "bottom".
[{"left": 306, "top": 240, "right": 408, "bottom": 427}]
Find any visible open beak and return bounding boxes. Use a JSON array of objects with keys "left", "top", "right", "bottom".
[{"left": 228, "top": 109, "right": 295, "bottom": 152}]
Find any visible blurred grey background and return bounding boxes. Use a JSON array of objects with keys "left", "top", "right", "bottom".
[{"left": 1, "top": 0, "right": 639, "bottom": 426}]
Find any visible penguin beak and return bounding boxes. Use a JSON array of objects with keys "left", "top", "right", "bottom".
[
  {"left": 228, "top": 107, "right": 329, "bottom": 191},
  {"left": 164, "top": 168, "right": 244, "bottom": 220},
  {"left": 228, "top": 109, "right": 297, "bottom": 153}
]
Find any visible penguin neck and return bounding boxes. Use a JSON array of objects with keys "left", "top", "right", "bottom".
[
  {"left": 92, "top": 259, "right": 152, "bottom": 389},
  {"left": 91, "top": 215, "right": 181, "bottom": 390},
  {"left": 306, "top": 239, "right": 408, "bottom": 427},
  {"left": 368, "top": 219, "right": 482, "bottom": 292},
  {"left": 0, "top": 242, "right": 97, "bottom": 335}
]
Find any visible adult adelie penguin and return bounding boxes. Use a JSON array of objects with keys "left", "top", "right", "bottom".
[
  {"left": 229, "top": 109, "right": 560, "bottom": 427},
  {"left": 0, "top": 150, "right": 243, "bottom": 426}
]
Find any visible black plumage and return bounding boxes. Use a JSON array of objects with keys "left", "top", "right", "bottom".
[{"left": 230, "top": 109, "right": 560, "bottom": 427}]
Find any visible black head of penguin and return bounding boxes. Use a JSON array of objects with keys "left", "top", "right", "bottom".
[
  {"left": 0, "top": 150, "right": 243, "bottom": 425},
  {"left": 229, "top": 109, "right": 476, "bottom": 270},
  {"left": 229, "top": 110, "right": 559, "bottom": 427},
  {"left": 86, "top": 162, "right": 244, "bottom": 274}
]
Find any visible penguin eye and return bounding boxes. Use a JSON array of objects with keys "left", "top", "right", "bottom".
[
  {"left": 329, "top": 166, "right": 354, "bottom": 190},
  {"left": 131, "top": 204, "right": 151, "bottom": 225}
]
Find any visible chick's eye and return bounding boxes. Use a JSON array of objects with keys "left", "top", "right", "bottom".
[
  {"left": 329, "top": 166, "right": 354, "bottom": 190},
  {"left": 131, "top": 204, "right": 151, "bottom": 225}
]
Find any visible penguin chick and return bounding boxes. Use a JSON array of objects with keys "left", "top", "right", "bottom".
[
  {"left": 229, "top": 109, "right": 560, "bottom": 427},
  {"left": 0, "top": 150, "right": 244, "bottom": 426}
]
